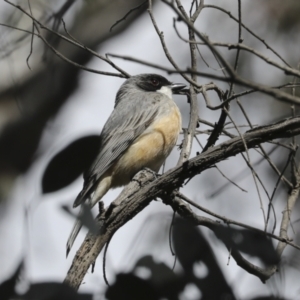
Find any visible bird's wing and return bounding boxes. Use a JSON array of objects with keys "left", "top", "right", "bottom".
[{"left": 74, "top": 95, "right": 159, "bottom": 206}]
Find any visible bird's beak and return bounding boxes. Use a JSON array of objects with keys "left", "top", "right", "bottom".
[{"left": 170, "top": 83, "right": 187, "bottom": 94}]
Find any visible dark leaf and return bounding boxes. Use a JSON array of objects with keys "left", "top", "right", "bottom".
[
  {"left": 213, "top": 226, "right": 279, "bottom": 265},
  {"left": 134, "top": 255, "right": 186, "bottom": 299},
  {"left": 106, "top": 273, "right": 159, "bottom": 300},
  {"left": 172, "top": 218, "right": 236, "bottom": 300},
  {"left": 0, "top": 261, "right": 23, "bottom": 300},
  {"left": 23, "top": 282, "right": 92, "bottom": 300},
  {"left": 42, "top": 135, "right": 100, "bottom": 193},
  {"left": 251, "top": 297, "right": 287, "bottom": 300}
]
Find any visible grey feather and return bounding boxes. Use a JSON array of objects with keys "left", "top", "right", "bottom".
[
  {"left": 73, "top": 78, "right": 164, "bottom": 207},
  {"left": 66, "top": 215, "right": 82, "bottom": 257}
]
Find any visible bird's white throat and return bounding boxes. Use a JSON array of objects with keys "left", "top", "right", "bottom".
[{"left": 156, "top": 86, "right": 172, "bottom": 99}]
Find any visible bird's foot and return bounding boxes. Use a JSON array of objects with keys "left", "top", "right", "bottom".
[{"left": 142, "top": 167, "right": 161, "bottom": 179}]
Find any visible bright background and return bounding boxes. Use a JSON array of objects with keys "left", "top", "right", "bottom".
[{"left": 0, "top": 1, "right": 299, "bottom": 299}]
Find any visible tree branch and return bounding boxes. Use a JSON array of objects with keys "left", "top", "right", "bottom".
[{"left": 64, "top": 115, "right": 300, "bottom": 289}]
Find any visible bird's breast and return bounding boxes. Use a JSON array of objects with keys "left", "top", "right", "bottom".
[
  {"left": 151, "top": 104, "right": 182, "bottom": 150},
  {"left": 111, "top": 103, "right": 181, "bottom": 186}
]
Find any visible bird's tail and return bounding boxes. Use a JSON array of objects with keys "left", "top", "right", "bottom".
[
  {"left": 66, "top": 213, "right": 83, "bottom": 257},
  {"left": 66, "top": 177, "right": 112, "bottom": 256}
]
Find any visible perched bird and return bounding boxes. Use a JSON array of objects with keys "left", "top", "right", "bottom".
[{"left": 67, "top": 73, "right": 186, "bottom": 255}]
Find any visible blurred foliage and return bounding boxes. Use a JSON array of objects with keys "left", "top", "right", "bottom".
[
  {"left": 42, "top": 135, "right": 100, "bottom": 193},
  {"left": 261, "top": 1, "right": 300, "bottom": 32}
]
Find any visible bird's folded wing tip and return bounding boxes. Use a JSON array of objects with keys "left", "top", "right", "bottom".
[{"left": 66, "top": 246, "right": 70, "bottom": 258}]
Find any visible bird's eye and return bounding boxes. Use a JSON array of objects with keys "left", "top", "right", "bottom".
[{"left": 151, "top": 78, "right": 159, "bottom": 86}]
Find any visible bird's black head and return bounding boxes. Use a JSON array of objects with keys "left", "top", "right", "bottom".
[
  {"left": 134, "top": 74, "right": 172, "bottom": 92},
  {"left": 115, "top": 74, "right": 186, "bottom": 107},
  {"left": 130, "top": 73, "right": 186, "bottom": 95}
]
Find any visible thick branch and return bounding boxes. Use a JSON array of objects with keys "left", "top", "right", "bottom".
[
  {"left": 64, "top": 116, "right": 300, "bottom": 289},
  {"left": 64, "top": 170, "right": 156, "bottom": 290},
  {"left": 276, "top": 171, "right": 300, "bottom": 256}
]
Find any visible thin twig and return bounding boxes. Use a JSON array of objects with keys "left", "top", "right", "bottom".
[
  {"left": 110, "top": 0, "right": 147, "bottom": 32},
  {"left": 4, "top": 0, "right": 130, "bottom": 78},
  {"left": 147, "top": 0, "right": 194, "bottom": 85},
  {"left": 162, "top": 1, "right": 300, "bottom": 106},
  {"left": 175, "top": 0, "right": 200, "bottom": 165},
  {"left": 102, "top": 237, "right": 112, "bottom": 286},
  {"left": 225, "top": 107, "right": 268, "bottom": 226},
  {"left": 203, "top": 4, "right": 291, "bottom": 67},
  {"left": 194, "top": 134, "right": 247, "bottom": 193},
  {"left": 26, "top": 21, "right": 34, "bottom": 70},
  {"left": 173, "top": 192, "right": 300, "bottom": 253}
]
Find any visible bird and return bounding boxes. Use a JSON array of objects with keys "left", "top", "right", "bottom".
[{"left": 66, "top": 73, "right": 186, "bottom": 255}]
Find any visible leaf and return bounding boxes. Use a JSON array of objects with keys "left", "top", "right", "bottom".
[
  {"left": 0, "top": 261, "right": 23, "bottom": 300},
  {"left": 172, "top": 218, "right": 236, "bottom": 300},
  {"left": 23, "top": 282, "right": 92, "bottom": 300},
  {"left": 134, "top": 255, "right": 186, "bottom": 299},
  {"left": 106, "top": 273, "right": 159, "bottom": 300},
  {"left": 213, "top": 226, "right": 279, "bottom": 265},
  {"left": 42, "top": 135, "right": 100, "bottom": 193}
]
